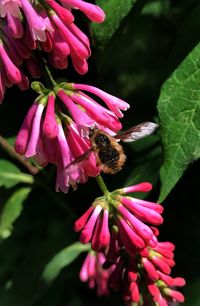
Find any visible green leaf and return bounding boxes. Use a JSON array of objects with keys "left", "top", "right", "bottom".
[
  {"left": 92, "top": 0, "right": 137, "bottom": 45},
  {"left": 41, "top": 242, "right": 90, "bottom": 284},
  {"left": 157, "top": 43, "right": 200, "bottom": 202},
  {"left": 142, "top": 0, "right": 170, "bottom": 16},
  {"left": 0, "top": 187, "right": 31, "bottom": 239},
  {"left": 0, "top": 159, "right": 34, "bottom": 188}
]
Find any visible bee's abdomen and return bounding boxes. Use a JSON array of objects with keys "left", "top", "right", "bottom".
[
  {"left": 98, "top": 147, "right": 120, "bottom": 168},
  {"left": 94, "top": 134, "right": 111, "bottom": 149}
]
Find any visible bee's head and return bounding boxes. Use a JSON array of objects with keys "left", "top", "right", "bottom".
[{"left": 89, "top": 128, "right": 95, "bottom": 138}]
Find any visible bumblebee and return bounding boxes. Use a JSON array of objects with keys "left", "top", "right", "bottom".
[
  {"left": 89, "top": 129, "right": 126, "bottom": 174},
  {"left": 66, "top": 122, "right": 158, "bottom": 175}
]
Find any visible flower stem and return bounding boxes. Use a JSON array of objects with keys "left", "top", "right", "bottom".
[
  {"left": 95, "top": 175, "right": 109, "bottom": 195},
  {"left": 44, "top": 63, "right": 57, "bottom": 87},
  {"left": 0, "top": 134, "right": 39, "bottom": 175},
  {"left": 35, "top": 51, "right": 57, "bottom": 88}
]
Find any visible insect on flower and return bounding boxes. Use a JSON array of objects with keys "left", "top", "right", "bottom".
[{"left": 66, "top": 122, "right": 158, "bottom": 175}]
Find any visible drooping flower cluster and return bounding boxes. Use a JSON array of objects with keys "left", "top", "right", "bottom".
[
  {"left": 79, "top": 251, "right": 114, "bottom": 296},
  {"left": 15, "top": 82, "right": 129, "bottom": 192},
  {"left": 77, "top": 182, "right": 185, "bottom": 305},
  {"left": 0, "top": 0, "right": 105, "bottom": 102}
]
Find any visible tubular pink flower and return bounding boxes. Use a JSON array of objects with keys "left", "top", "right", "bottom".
[
  {"left": 25, "top": 103, "right": 45, "bottom": 158},
  {"left": 74, "top": 206, "right": 95, "bottom": 232},
  {"left": 56, "top": 123, "right": 73, "bottom": 167},
  {"left": 43, "top": 94, "right": 58, "bottom": 139},
  {"left": 99, "top": 209, "right": 110, "bottom": 248},
  {"left": 157, "top": 271, "right": 186, "bottom": 287},
  {"left": 20, "top": 0, "right": 47, "bottom": 42},
  {"left": 7, "top": 12, "right": 23, "bottom": 38},
  {"left": 142, "top": 257, "right": 159, "bottom": 281},
  {"left": 71, "top": 92, "right": 122, "bottom": 132},
  {"left": 122, "top": 182, "right": 152, "bottom": 194},
  {"left": 24, "top": 22, "right": 37, "bottom": 50},
  {"left": 1, "top": 36, "right": 22, "bottom": 65},
  {"left": 118, "top": 204, "right": 156, "bottom": 244},
  {"left": 130, "top": 281, "right": 140, "bottom": 303},
  {"left": 79, "top": 205, "right": 102, "bottom": 244},
  {"left": 0, "top": 43, "right": 22, "bottom": 84},
  {"left": 106, "top": 228, "right": 120, "bottom": 264},
  {"left": 80, "top": 252, "right": 113, "bottom": 296},
  {"left": 57, "top": 90, "right": 95, "bottom": 128},
  {"left": 46, "top": 0, "right": 74, "bottom": 24},
  {"left": 73, "top": 84, "right": 130, "bottom": 118},
  {"left": 163, "top": 288, "right": 185, "bottom": 303},
  {"left": 60, "top": 0, "right": 105, "bottom": 23},
  {"left": 147, "top": 283, "right": 161, "bottom": 300},
  {"left": 117, "top": 217, "right": 145, "bottom": 251},
  {"left": 69, "top": 23, "right": 90, "bottom": 52},
  {"left": 50, "top": 13, "right": 90, "bottom": 60},
  {"left": 15, "top": 102, "right": 38, "bottom": 155},
  {"left": 91, "top": 216, "right": 102, "bottom": 251},
  {"left": 40, "top": 31, "right": 53, "bottom": 52},
  {"left": 66, "top": 123, "right": 100, "bottom": 177},
  {"left": 71, "top": 51, "right": 88, "bottom": 74},
  {"left": 0, "top": 0, "right": 21, "bottom": 17},
  {"left": 121, "top": 197, "right": 163, "bottom": 225},
  {"left": 74, "top": 199, "right": 111, "bottom": 251},
  {"left": 56, "top": 124, "right": 87, "bottom": 191},
  {"left": 79, "top": 253, "right": 94, "bottom": 282}
]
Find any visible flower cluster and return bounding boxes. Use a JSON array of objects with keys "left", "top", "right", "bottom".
[
  {"left": 79, "top": 251, "right": 114, "bottom": 296},
  {"left": 77, "top": 182, "right": 185, "bottom": 305},
  {"left": 0, "top": 0, "right": 105, "bottom": 102},
  {"left": 15, "top": 82, "right": 129, "bottom": 192}
]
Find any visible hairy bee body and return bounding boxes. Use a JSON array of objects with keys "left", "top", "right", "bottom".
[{"left": 90, "top": 129, "right": 126, "bottom": 174}]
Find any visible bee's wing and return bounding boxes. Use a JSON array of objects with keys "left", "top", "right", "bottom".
[
  {"left": 65, "top": 148, "right": 93, "bottom": 171},
  {"left": 115, "top": 122, "right": 158, "bottom": 143}
]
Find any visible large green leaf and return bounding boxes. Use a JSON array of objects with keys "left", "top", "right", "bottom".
[
  {"left": 0, "top": 187, "right": 31, "bottom": 239},
  {"left": 0, "top": 159, "right": 34, "bottom": 188},
  {"left": 92, "top": 0, "right": 137, "bottom": 45},
  {"left": 157, "top": 43, "right": 200, "bottom": 202},
  {"left": 41, "top": 242, "right": 90, "bottom": 284}
]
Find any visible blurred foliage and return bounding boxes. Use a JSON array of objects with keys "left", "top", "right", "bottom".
[{"left": 0, "top": 0, "right": 200, "bottom": 305}]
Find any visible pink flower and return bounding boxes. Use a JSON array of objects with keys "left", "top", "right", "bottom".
[
  {"left": 0, "top": 0, "right": 22, "bottom": 18},
  {"left": 74, "top": 182, "right": 163, "bottom": 254},
  {"left": 72, "top": 83, "right": 130, "bottom": 118},
  {"left": 112, "top": 183, "right": 164, "bottom": 254},
  {"left": 0, "top": 0, "right": 106, "bottom": 102},
  {"left": 105, "top": 240, "right": 185, "bottom": 305},
  {"left": 140, "top": 242, "right": 175, "bottom": 277},
  {"left": 74, "top": 202, "right": 110, "bottom": 251},
  {"left": 15, "top": 82, "right": 129, "bottom": 191},
  {"left": 0, "top": 41, "right": 22, "bottom": 84},
  {"left": 7, "top": 12, "right": 24, "bottom": 38},
  {"left": 80, "top": 251, "right": 113, "bottom": 296},
  {"left": 60, "top": 0, "right": 105, "bottom": 23},
  {"left": 58, "top": 82, "right": 130, "bottom": 131}
]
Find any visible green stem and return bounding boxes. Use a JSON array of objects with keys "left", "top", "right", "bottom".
[
  {"left": 95, "top": 175, "right": 109, "bottom": 195},
  {"left": 44, "top": 63, "right": 57, "bottom": 87},
  {"left": 35, "top": 52, "right": 57, "bottom": 88}
]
